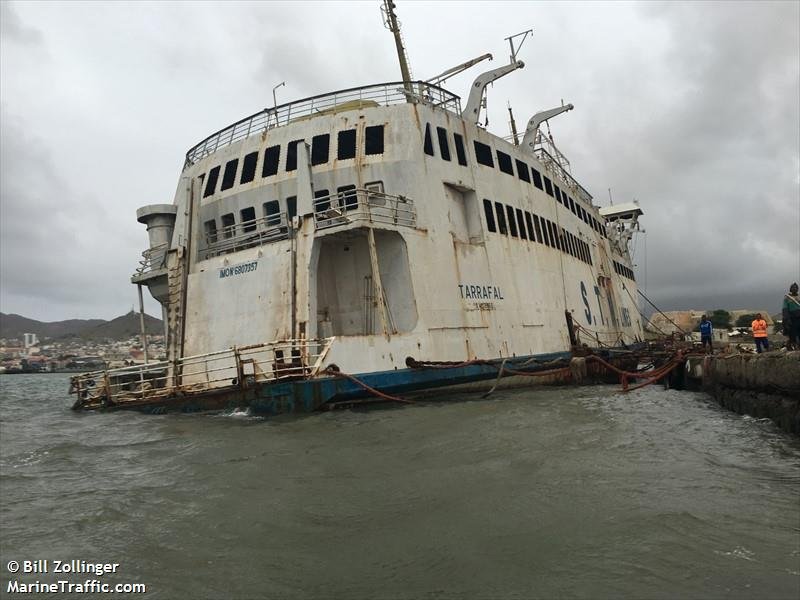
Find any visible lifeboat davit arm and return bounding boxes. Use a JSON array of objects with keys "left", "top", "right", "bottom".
[
  {"left": 521, "top": 104, "right": 574, "bottom": 152},
  {"left": 461, "top": 60, "right": 525, "bottom": 125}
]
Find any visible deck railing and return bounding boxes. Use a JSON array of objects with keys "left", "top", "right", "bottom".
[
  {"left": 69, "top": 337, "right": 335, "bottom": 409},
  {"left": 202, "top": 212, "right": 290, "bottom": 259},
  {"left": 133, "top": 243, "right": 169, "bottom": 278},
  {"left": 314, "top": 188, "right": 416, "bottom": 230},
  {"left": 184, "top": 81, "right": 461, "bottom": 168}
]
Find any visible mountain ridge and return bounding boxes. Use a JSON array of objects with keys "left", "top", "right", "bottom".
[{"left": 0, "top": 311, "right": 163, "bottom": 341}]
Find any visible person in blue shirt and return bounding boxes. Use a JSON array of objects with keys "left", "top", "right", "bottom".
[{"left": 699, "top": 315, "right": 713, "bottom": 353}]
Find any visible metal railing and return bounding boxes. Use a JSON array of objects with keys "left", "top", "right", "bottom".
[
  {"left": 314, "top": 188, "right": 416, "bottom": 230},
  {"left": 184, "top": 81, "right": 461, "bottom": 168},
  {"left": 202, "top": 212, "right": 290, "bottom": 259},
  {"left": 69, "top": 337, "right": 335, "bottom": 410},
  {"left": 134, "top": 243, "right": 169, "bottom": 277}
]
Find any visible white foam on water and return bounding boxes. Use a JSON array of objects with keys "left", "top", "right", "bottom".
[{"left": 714, "top": 546, "right": 756, "bottom": 561}]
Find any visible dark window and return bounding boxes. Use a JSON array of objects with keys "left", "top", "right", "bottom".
[
  {"left": 483, "top": 199, "right": 496, "bottom": 233},
  {"left": 286, "top": 196, "right": 297, "bottom": 220},
  {"left": 533, "top": 214, "right": 544, "bottom": 244},
  {"left": 204, "top": 219, "right": 217, "bottom": 244},
  {"left": 263, "top": 200, "right": 281, "bottom": 226},
  {"left": 497, "top": 151, "right": 514, "bottom": 175},
  {"left": 337, "top": 185, "right": 358, "bottom": 211},
  {"left": 506, "top": 205, "right": 518, "bottom": 237},
  {"left": 474, "top": 141, "right": 494, "bottom": 167},
  {"left": 516, "top": 160, "right": 531, "bottom": 183},
  {"left": 516, "top": 208, "right": 527, "bottom": 240},
  {"left": 544, "top": 177, "right": 554, "bottom": 197},
  {"left": 453, "top": 133, "right": 467, "bottom": 166},
  {"left": 424, "top": 124, "right": 434, "bottom": 156},
  {"left": 554, "top": 185, "right": 562, "bottom": 204},
  {"left": 286, "top": 139, "right": 303, "bottom": 171},
  {"left": 314, "top": 189, "right": 330, "bottom": 211},
  {"left": 240, "top": 152, "right": 258, "bottom": 184},
  {"left": 436, "top": 127, "right": 451, "bottom": 161},
  {"left": 541, "top": 218, "right": 552, "bottom": 247},
  {"left": 569, "top": 233, "right": 577, "bottom": 257},
  {"left": 531, "top": 168, "right": 543, "bottom": 190},
  {"left": 311, "top": 134, "right": 330, "bottom": 165},
  {"left": 204, "top": 166, "right": 220, "bottom": 198},
  {"left": 524, "top": 211, "right": 535, "bottom": 241},
  {"left": 549, "top": 221, "right": 560, "bottom": 250},
  {"left": 262, "top": 145, "right": 280, "bottom": 177},
  {"left": 494, "top": 201, "right": 508, "bottom": 234},
  {"left": 365, "top": 125, "right": 384, "bottom": 155},
  {"left": 221, "top": 213, "right": 235, "bottom": 238},
  {"left": 240, "top": 207, "right": 256, "bottom": 232},
  {"left": 338, "top": 129, "right": 356, "bottom": 160},
  {"left": 568, "top": 196, "right": 576, "bottom": 214},
  {"left": 221, "top": 159, "right": 239, "bottom": 191},
  {"left": 579, "top": 206, "right": 587, "bottom": 223}
]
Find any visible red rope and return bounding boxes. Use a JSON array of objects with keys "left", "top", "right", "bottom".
[{"left": 323, "top": 368, "right": 414, "bottom": 405}]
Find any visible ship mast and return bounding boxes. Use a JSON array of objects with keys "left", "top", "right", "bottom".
[{"left": 381, "top": 0, "right": 413, "bottom": 96}]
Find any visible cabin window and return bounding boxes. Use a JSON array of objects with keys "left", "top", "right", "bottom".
[
  {"left": 286, "top": 196, "right": 297, "bottom": 220},
  {"left": 579, "top": 206, "right": 587, "bottom": 223},
  {"left": 240, "top": 152, "right": 258, "bottom": 184},
  {"left": 453, "top": 133, "right": 467, "bottom": 166},
  {"left": 497, "top": 151, "right": 514, "bottom": 176},
  {"left": 221, "top": 159, "right": 239, "bottom": 191},
  {"left": 568, "top": 232, "right": 577, "bottom": 257},
  {"left": 286, "top": 139, "right": 304, "bottom": 171},
  {"left": 515, "top": 208, "right": 527, "bottom": 240},
  {"left": 221, "top": 213, "right": 236, "bottom": 238},
  {"left": 204, "top": 166, "right": 220, "bottom": 198},
  {"left": 338, "top": 129, "right": 356, "bottom": 160},
  {"left": 337, "top": 185, "right": 358, "bottom": 211},
  {"left": 365, "top": 125, "right": 384, "bottom": 155},
  {"left": 262, "top": 145, "right": 280, "bottom": 177},
  {"left": 494, "top": 201, "right": 507, "bottom": 234},
  {"left": 516, "top": 160, "right": 530, "bottom": 183},
  {"left": 506, "top": 205, "right": 518, "bottom": 237},
  {"left": 540, "top": 217, "right": 551, "bottom": 246},
  {"left": 263, "top": 200, "right": 281, "bottom": 226},
  {"left": 424, "top": 124, "right": 435, "bottom": 156},
  {"left": 531, "top": 168, "right": 543, "bottom": 190},
  {"left": 474, "top": 141, "right": 494, "bottom": 167},
  {"left": 544, "top": 177, "right": 553, "bottom": 197},
  {"left": 436, "top": 127, "right": 451, "bottom": 161},
  {"left": 312, "top": 134, "right": 330, "bottom": 165},
  {"left": 482, "top": 199, "right": 496, "bottom": 233},
  {"left": 548, "top": 220, "right": 559, "bottom": 249},
  {"left": 554, "top": 185, "right": 562, "bottom": 205},
  {"left": 568, "top": 196, "right": 576, "bottom": 214},
  {"left": 524, "top": 211, "right": 535, "bottom": 241},
  {"left": 533, "top": 214, "right": 543, "bottom": 244},
  {"left": 203, "top": 219, "right": 217, "bottom": 244},
  {"left": 240, "top": 207, "right": 256, "bottom": 232},
  {"left": 314, "top": 189, "right": 331, "bottom": 212}
]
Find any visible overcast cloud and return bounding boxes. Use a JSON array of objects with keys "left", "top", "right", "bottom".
[{"left": 1, "top": 0, "right": 798, "bottom": 321}]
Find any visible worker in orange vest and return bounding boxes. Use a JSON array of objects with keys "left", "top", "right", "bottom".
[{"left": 751, "top": 313, "right": 769, "bottom": 353}]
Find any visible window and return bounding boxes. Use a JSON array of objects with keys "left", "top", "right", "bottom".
[
  {"left": 547, "top": 221, "right": 559, "bottom": 249},
  {"left": 506, "top": 205, "right": 518, "bottom": 237},
  {"left": 474, "top": 141, "right": 494, "bottom": 167},
  {"left": 314, "top": 188, "right": 330, "bottom": 212},
  {"left": 424, "top": 124, "right": 434, "bottom": 156},
  {"left": 312, "top": 134, "right": 330, "bottom": 165},
  {"left": 494, "top": 201, "right": 507, "bottom": 234},
  {"left": 579, "top": 206, "right": 587, "bottom": 223},
  {"left": 365, "top": 125, "right": 384, "bottom": 155},
  {"left": 554, "top": 185, "right": 562, "bottom": 204},
  {"left": 436, "top": 127, "right": 451, "bottom": 161},
  {"left": 337, "top": 185, "right": 358, "bottom": 211},
  {"left": 483, "top": 199, "right": 496, "bottom": 233},
  {"left": 221, "top": 158, "right": 239, "bottom": 191},
  {"left": 337, "top": 129, "right": 356, "bottom": 160},
  {"left": 240, "top": 152, "right": 258, "bottom": 184},
  {"left": 262, "top": 145, "right": 280, "bottom": 177},
  {"left": 286, "top": 196, "right": 297, "bottom": 220},
  {"left": 221, "top": 213, "right": 235, "bottom": 238},
  {"left": 240, "top": 207, "right": 256, "bottom": 232},
  {"left": 286, "top": 139, "right": 303, "bottom": 171},
  {"left": 540, "top": 217, "right": 551, "bottom": 246},
  {"left": 497, "top": 151, "right": 514, "bottom": 175},
  {"left": 453, "top": 133, "right": 467, "bottom": 166},
  {"left": 531, "top": 168, "right": 543, "bottom": 190},
  {"left": 204, "top": 166, "right": 220, "bottom": 198},
  {"left": 516, "top": 160, "right": 530, "bottom": 183},
  {"left": 203, "top": 219, "right": 217, "bottom": 244},
  {"left": 516, "top": 208, "right": 527, "bottom": 240},
  {"left": 533, "top": 214, "right": 544, "bottom": 244},
  {"left": 524, "top": 211, "right": 535, "bottom": 241},
  {"left": 568, "top": 196, "right": 576, "bottom": 214},
  {"left": 544, "top": 176, "right": 554, "bottom": 197},
  {"left": 263, "top": 200, "right": 281, "bottom": 226}
]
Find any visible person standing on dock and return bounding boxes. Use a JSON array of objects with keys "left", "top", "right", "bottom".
[
  {"left": 783, "top": 282, "right": 800, "bottom": 350},
  {"left": 699, "top": 315, "right": 713, "bottom": 353},
  {"left": 751, "top": 313, "right": 769, "bottom": 353}
]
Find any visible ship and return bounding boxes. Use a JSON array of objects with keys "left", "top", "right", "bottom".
[{"left": 70, "top": 2, "right": 645, "bottom": 414}]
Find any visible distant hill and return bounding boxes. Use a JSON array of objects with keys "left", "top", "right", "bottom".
[{"left": 0, "top": 311, "right": 162, "bottom": 342}]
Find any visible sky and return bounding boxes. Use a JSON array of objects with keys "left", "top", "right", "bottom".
[{"left": 1, "top": 0, "right": 798, "bottom": 322}]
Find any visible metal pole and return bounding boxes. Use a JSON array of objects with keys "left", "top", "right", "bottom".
[
  {"left": 137, "top": 283, "right": 149, "bottom": 364},
  {"left": 383, "top": 0, "right": 412, "bottom": 95}
]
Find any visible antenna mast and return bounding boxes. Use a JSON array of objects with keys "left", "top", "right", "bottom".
[{"left": 382, "top": 0, "right": 413, "bottom": 96}]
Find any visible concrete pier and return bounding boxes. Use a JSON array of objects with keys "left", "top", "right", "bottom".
[{"left": 689, "top": 351, "right": 800, "bottom": 434}]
